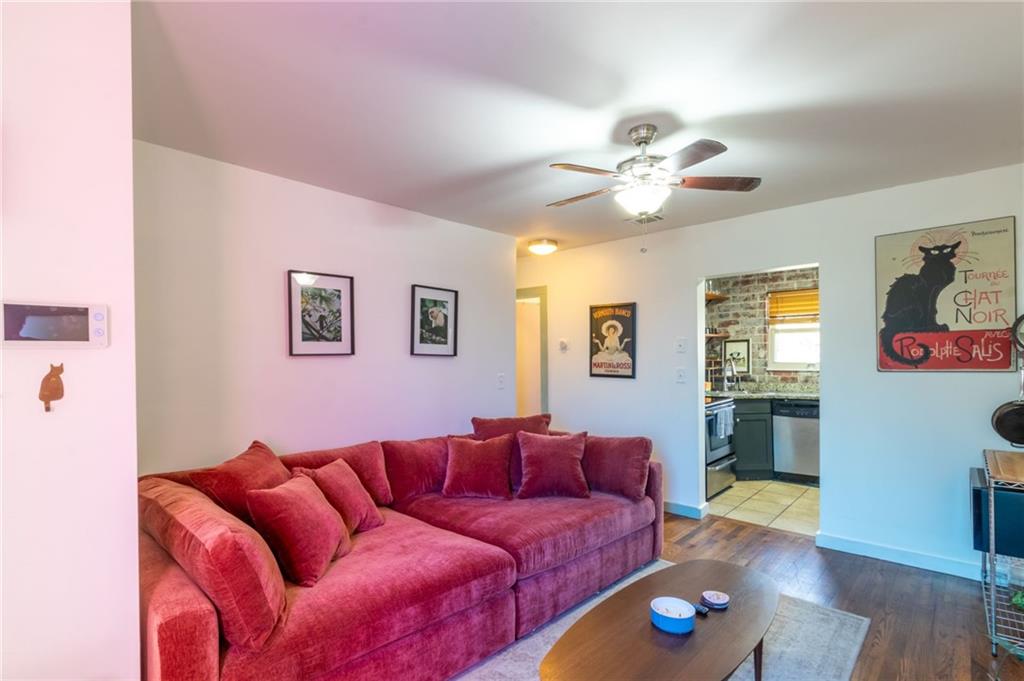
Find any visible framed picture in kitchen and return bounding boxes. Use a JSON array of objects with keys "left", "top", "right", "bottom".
[
  {"left": 590, "top": 302, "right": 636, "bottom": 378},
  {"left": 875, "top": 216, "right": 1016, "bottom": 371},
  {"left": 723, "top": 339, "right": 751, "bottom": 374},
  {"left": 411, "top": 284, "right": 458, "bottom": 356}
]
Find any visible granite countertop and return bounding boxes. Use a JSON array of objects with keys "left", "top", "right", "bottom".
[{"left": 706, "top": 390, "right": 819, "bottom": 401}]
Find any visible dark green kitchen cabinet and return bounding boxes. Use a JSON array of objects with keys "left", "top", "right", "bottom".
[{"left": 733, "top": 400, "right": 773, "bottom": 480}]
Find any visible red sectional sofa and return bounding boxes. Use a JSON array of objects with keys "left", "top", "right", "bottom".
[{"left": 139, "top": 438, "right": 664, "bottom": 681}]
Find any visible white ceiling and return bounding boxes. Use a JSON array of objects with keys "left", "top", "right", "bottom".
[{"left": 132, "top": 2, "right": 1024, "bottom": 255}]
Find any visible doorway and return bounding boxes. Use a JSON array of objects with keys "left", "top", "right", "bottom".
[
  {"left": 516, "top": 286, "right": 548, "bottom": 415},
  {"left": 701, "top": 265, "right": 820, "bottom": 536}
]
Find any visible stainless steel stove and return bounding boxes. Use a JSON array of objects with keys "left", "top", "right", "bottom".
[{"left": 705, "top": 397, "right": 736, "bottom": 499}]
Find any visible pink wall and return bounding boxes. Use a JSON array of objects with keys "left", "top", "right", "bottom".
[
  {"left": 1, "top": 3, "right": 139, "bottom": 679},
  {"left": 134, "top": 142, "right": 517, "bottom": 474}
]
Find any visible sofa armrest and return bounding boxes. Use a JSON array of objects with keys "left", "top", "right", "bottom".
[
  {"left": 140, "top": 531, "right": 220, "bottom": 681},
  {"left": 646, "top": 461, "right": 664, "bottom": 560}
]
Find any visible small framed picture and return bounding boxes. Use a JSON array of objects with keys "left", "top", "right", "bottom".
[
  {"left": 590, "top": 302, "right": 636, "bottom": 378},
  {"left": 411, "top": 284, "right": 458, "bottom": 357},
  {"left": 288, "top": 270, "right": 354, "bottom": 356},
  {"left": 723, "top": 339, "right": 750, "bottom": 374}
]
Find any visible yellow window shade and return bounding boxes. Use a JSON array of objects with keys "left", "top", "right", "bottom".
[{"left": 767, "top": 288, "right": 820, "bottom": 324}]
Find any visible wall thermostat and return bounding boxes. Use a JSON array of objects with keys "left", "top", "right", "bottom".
[{"left": 2, "top": 302, "right": 109, "bottom": 348}]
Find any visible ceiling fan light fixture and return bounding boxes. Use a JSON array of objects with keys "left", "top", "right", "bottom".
[
  {"left": 527, "top": 238, "right": 559, "bottom": 256},
  {"left": 614, "top": 184, "right": 671, "bottom": 216}
]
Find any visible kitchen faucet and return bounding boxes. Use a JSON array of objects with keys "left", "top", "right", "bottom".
[{"left": 722, "top": 357, "right": 738, "bottom": 391}]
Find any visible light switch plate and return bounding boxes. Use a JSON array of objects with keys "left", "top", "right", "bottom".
[
  {"left": 497, "top": 372, "right": 506, "bottom": 390},
  {"left": 675, "top": 368, "right": 686, "bottom": 383},
  {"left": 674, "top": 337, "right": 688, "bottom": 353}
]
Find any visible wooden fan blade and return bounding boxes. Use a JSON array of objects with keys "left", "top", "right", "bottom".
[
  {"left": 678, "top": 176, "right": 762, "bottom": 192},
  {"left": 546, "top": 187, "right": 613, "bottom": 207},
  {"left": 550, "top": 163, "right": 619, "bottom": 178},
  {"left": 658, "top": 139, "right": 727, "bottom": 174}
]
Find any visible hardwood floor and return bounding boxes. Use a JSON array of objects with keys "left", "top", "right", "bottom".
[{"left": 661, "top": 513, "right": 1024, "bottom": 681}]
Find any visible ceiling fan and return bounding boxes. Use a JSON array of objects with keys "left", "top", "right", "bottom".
[{"left": 547, "top": 123, "right": 761, "bottom": 217}]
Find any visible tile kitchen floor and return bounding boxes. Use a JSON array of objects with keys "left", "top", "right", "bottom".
[{"left": 707, "top": 480, "right": 819, "bottom": 536}]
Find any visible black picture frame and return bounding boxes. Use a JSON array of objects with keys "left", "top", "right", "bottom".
[
  {"left": 411, "top": 284, "right": 458, "bottom": 357},
  {"left": 723, "top": 338, "right": 751, "bottom": 374},
  {"left": 287, "top": 269, "right": 355, "bottom": 356},
  {"left": 589, "top": 302, "right": 636, "bottom": 378}
]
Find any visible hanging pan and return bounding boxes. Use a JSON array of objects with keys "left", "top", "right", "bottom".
[{"left": 991, "top": 315, "right": 1024, "bottom": 447}]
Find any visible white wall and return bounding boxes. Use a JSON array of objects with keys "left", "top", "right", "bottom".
[
  {"left": 518, "top": 163, "right": 1024, "bottom": 579},
  {"left": 134, "top": 142, "right": 516, "bottom": 474},
  {"left": 1, "top": 3, "right": 139, "bottom": 679}
]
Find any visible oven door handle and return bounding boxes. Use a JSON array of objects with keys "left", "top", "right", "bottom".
[{"left": 708, "top": 455, "right": 737, "bottom": 472}]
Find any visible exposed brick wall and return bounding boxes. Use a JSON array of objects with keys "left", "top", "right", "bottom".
[{"left": 706, "top": 267, "right": 819, "bottom": 394}]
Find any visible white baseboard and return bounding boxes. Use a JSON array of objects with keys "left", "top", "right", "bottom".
[
  {"left": 664, "top": 501, "right": 708, "bottom": 520},
  {"left": 816, "top": 532, "right": 979, "bottom": 581}
]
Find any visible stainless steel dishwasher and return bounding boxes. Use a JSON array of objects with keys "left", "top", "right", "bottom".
[{"left": 772, "top": 399, "right": 819, "bottom": 480}]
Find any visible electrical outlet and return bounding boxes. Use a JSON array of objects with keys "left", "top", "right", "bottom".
[
  {"left": 675, "top": 337, "right": 688, "bottom": 353},
  {"left": 497, "top": 372, "right": 506, "bottom": 390},
  {"left": 675, "top": 368, "right": 686, "bottom": 383}
]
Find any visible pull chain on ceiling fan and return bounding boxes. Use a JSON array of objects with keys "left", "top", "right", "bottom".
[{"left": 547, "top": 123, "right": 761, "bottom": 216}]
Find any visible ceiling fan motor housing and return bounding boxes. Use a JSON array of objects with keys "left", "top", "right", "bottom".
[{"left": 627, "top": 123, "right": 659, "bottom": 147}]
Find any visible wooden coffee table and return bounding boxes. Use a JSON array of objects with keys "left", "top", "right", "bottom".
[{"left": 540, "top": 559, "right": 779, "bottom": 681}]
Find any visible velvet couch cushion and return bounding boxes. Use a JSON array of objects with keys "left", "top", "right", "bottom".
[
  {"left": 247, "top": 476, "right": 349, "bottom": 587},
  {"left": 471, "top": 413, "right": 551, "bottom": 488},
  {"left": 443, "top": 434, "right": 514, "bottom": 499},
  {"left": 189, "top": 440, "right": 291, "bottom": 524},
  {"left": 516, "top": 431, "right": 589, "bottom": 499},
  {"left": 583, "top": 435, "right": 653, "bottom": 501},
  {"left": 381, "top": 437, "right": 448, "bottom": 503},
  {"left": 139, "top": 531, "right": 219, "bottom": 681},
  {"left": 293, "top": 459, "right": 384, "bottom": 533},
  {"left": 219, "top": 509, "right": 515, "bottom": 681},
  {"left": 394, "top": 491, "right": 655, "bottom": 578},
  {"left": 138, "top": 477, "right": 286, "bottom": 651},
  {"left": 280, "top": 441, "right": 393, "bottom": 506}
]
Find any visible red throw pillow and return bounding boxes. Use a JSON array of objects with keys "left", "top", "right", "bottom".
[
  {"left": 279, "top": 441, "right": 392, "bottom": 506},
  {"left": 517, "top": 431, "right": 590, "bottom": 499},
  {"left": 189, "top": 441, "right": 291, "bottom": 524},
  {"left": 246, "top": 476, "right": 348, "bottom": 587},
  {"left": 138, "top": 478, "right": 286, "bottom": 651},
  {"left": 471, "top": 414, "right": 552, "bottom": 488},
  {"left": 292, "top": 458, "right": 384, "bottom": 533},
  {"left": 382, "top": 437, "right": 449, "bottom": 503},
  {"left": 443, "top": 434, "right": 514, "bottom": 499},
  {"left": 583, "top": 436, "right": 653, "bottom": 501}
]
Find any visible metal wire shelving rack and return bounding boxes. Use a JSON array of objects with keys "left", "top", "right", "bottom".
[{"left": 982, "top": 450, "right": 1024, "bottom": 680}]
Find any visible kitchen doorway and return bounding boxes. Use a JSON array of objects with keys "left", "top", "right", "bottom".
[
  {"left": 516, "top": 286, "right": 548, "bottom": 415},
  {"left": 701, "top": 265, "right": 820, "bottom": 536}
]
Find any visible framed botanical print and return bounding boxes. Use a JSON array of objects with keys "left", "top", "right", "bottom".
[
  {"left": 288, "top": 270, "right": 354, "bottom": 356},
  {"left": 590, "top": 302, "right": 636, "bottom": 378},
  {"left": 875, "top": 216, "right": 1015, "bottom": 371},
  {"left": 411, "top": 284, "right": 458, "bottom": 356},
  {"left": 723, "top": 339, "right": 751, "bottom": 374}
]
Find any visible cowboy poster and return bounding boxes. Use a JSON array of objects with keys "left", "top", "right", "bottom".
[
  {"left": 875, "top": 216, "right": 1015, "bottom": 371},
  {"left": 590, "top": 303, "right": 636, "bottom": 378}
]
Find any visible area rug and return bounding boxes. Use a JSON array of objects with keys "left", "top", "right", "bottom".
[{"left": 458, "top": 560, "right": 869, "bottom": 681}]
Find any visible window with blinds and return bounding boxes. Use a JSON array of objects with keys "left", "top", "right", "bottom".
[
  {"left": 767, "top": 288, "right": 820, "bottom": 371},
  {"left": 767, "top": 289, "right": 820, "bottom": 324}
]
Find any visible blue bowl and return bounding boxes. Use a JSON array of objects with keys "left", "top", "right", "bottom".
[{"left": 650, "top": 596, "right": 695, "bottom": 635}]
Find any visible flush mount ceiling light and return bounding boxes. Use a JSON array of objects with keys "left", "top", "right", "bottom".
[
  {"left": 546, "top": 123, "right": 762, "bottom": 217},
  {"left": 527, "top": 239, "right": 558, "bottom": 255}
]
